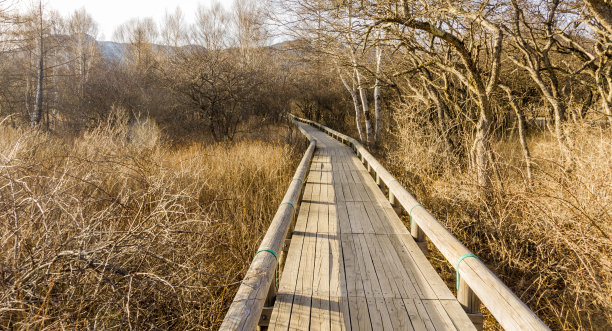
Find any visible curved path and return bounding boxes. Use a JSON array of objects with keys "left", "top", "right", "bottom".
[{"left": 268, "top": 122, "right": 476, "bottom": 330}]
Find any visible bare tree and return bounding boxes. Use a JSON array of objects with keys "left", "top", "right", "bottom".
[
  {"left": 505, "top": 0, "right": 575, "bottom": 168},
  {"left": 273, "top": 0, "right": 375, "bottom": 143},
  {"left": 233, "top": 0, "right": 269, "bottom": 64},
  {"left": 373, "top": 34, "right": 383, "bottom": 144},
  {"left": 32, "top": 0, "right": 43, "bottom": 127},
  {"left": 164, "top": 1, "right": 260, "bottom": 141},
  {"left": 371, "top": 1, "right": 504, "bottom": 194},
  {"left": 160, "top": 7, "right": 187, "bottom": 49},
  {"left": 583, "top": 0, "right": 612, "bottom": 35},
  {"left": 501, "top": 84, "right": 533, "bottom": 184},
  {"left": 114, "top": 17, "right": 158, "bottom": 75},
  {"left": 67, "top": 8, "right": 98, "bottom": 107}
]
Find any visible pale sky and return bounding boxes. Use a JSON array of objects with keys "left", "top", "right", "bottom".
[{"left": 19, "top": 0, "right": 233, "bottom": 41}]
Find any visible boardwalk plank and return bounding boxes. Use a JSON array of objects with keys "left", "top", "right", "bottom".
[
  {"left": 422, "top": 299, "right": 459, "bottom": 331},
  {"left": 388, "top": 298, "right": 415, "bottom": 331},
  {"left": 311, "top": 234, "right": 331, "bottom": 331},
  {"left": 349, "top": 296, "right": 371, "bottom": 331}
]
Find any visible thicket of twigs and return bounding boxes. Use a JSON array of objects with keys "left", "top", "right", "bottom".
[
  {"left": 386, "top": 111, "right": 611, "bottom": 330},
  {"left": 0, "top": 113, "right": 302, "bottom": 329}
]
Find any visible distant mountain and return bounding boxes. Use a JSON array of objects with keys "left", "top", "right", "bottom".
[
  {"left": 97, "top": 41, "right": 128, "bottom": 61},
  {"left": 96, "top": 40, "right": 293, "bottom": 62},
  {"left": 96, "top": 41, "right": 183, "bottom": 62}
]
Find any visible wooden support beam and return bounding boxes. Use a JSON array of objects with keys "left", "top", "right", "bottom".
[
  {"left": 389, "top": 191, "right": 403, "bottom": 215},
  {"left": 258, "top": 307, "right": 274, "bottom": 328},
  {"left": 411, "top": 221, "right": 428, "bottom": 255},
  {"left": 459, "top": 278, "right": 484, "bottom": 331}
]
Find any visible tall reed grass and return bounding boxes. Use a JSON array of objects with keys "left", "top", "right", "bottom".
[{"left": 0, "top": 116, "right": 303, "bottom": 329}]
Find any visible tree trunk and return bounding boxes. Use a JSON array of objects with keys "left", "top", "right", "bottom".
[
  {"left": 355, "top": 67, "right": 372, "bottom": 144},
  {"left": 33, "top": 1, "right": 44, "bottom": 129},
  {"left": 373, "top": 45, "right": 383, "bottom": 145},
  {"left": 524, "top": 63, "right": 574, "bottom": 168},
  {"left": 471, "top": 85, "right": 494, "bottom": 196},
  {"left": 425, "top": 82, "right": 454, "bottom": 155},
  {"left": 33, "top": 52, "right": 43, "bottom": 128},
  {"left": 552, "top": 100, "right": 574, "bottom": 168},
  {"left": 502, "top": 85, "right": 533, "bottom": 184},
  {"left": 25, "top": 73, "right": 31, "bottom": 120},
  {"left": 473, "top": 113, "right": 492, "bottom": 194},
  {"left": 595, "top": 59, "right": 612, "bottom": 124},
  {"left": 337, "top": 65, "right": 365, "bottom": 142}
]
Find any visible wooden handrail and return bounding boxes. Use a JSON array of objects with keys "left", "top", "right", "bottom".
[
  {"left": 289, "top": 114, "right": 549, "bottom": 331},
  {"left": 220, "top": 131, "right": 316, "bottom": 331}
]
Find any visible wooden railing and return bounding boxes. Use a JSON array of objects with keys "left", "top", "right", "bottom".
[
  {"left": 220, "top": 120, "right": 316, "bottom": 331},
  {"left": 290, "top": 114, "right": 549, "bottom": 331}
]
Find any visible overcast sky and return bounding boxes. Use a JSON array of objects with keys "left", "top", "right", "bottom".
[{"left": 18, "top": 0, "right": 232, "bottom": 41}]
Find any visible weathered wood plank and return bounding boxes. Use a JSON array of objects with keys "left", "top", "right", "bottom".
[
  {"left": 397, "top": 234, "right": 457, "bottom": 300},
  {"left": 345, "top": 201, "right": 363, "bottom": 234},
  {"left": 289, "top": 234, "right": 317, "bottom": 329},
  {"left": 405, "top": 298, "right": 435, "bottom": 331},
  {"left": 269, "top": 231, "right": 307, "bottom": 330},
  {"left": 266, "top": 119, "right": 551, "bottom": 331},
  {"left": 330, "top": 296, "right": 351, "bottom": 331},
  {"left": 353, "top": 234, "right": 382, "bottom": 298},
  {"left": 341, "top": 233, "right": 364, "bottom": 297},
  {"left": 311, "top": 234, "right": 331, "bottom": 331},
  {"left": 377, "top": 235, "right": 420, "bottom": 299},
  {"left": 363, "top": 234, "right": 396, "bottom": 298},
  {"left": 388, "top": 298, "right": 416, "bottom": 331},
  {"left": 363, "top": 201, "right": 389, "bottom": 234},
  {"left": 440, "top": 300, "right": 479, "bottom": 330},
  {"left": 349, "top": 296, "right": 371, "bottom": 331}
]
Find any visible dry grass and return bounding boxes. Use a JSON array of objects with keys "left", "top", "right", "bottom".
[
  {"left": 387, "top": 116, "right": 611, "bottom": 330},
  {"left": 0, "top": 115, "right": 304, "bottom": 329}
]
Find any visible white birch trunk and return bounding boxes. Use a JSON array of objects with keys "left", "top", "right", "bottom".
[
  {"left": 373, "top": 45, "right": 383, "bottom": 144},
  {"left": 33, "top": 1, "right": 44, "bottom": 128},
  {"left": 354, "top": 66, "right": 372, "bottom": 144},
  {"left": 33, "top": 43, "right": 43, "bottom": 127},
  {"left": 337, "top": 65, "right": 365, "bottom": 142}
]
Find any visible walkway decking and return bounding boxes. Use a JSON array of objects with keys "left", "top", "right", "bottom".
[{"left": 268, "top": 123, "right": 476, "bottom": 330}]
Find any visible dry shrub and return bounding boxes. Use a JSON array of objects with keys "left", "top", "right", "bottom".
[
  {"left": 387, "top": 116, "right": 611, "bottom": 330},
  {"left": 129, "top": 118, "right": 160, "bottom": 150},
  {"left": 0, "top": 119, "right": 303, "bottom": 329}
]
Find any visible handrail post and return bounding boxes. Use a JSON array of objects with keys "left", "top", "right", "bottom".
[
  {"left": 459, "top": 279, "right": 484, "bottom": 331},
  {"left": 257, "top": 282, "right": 277, "bottom": 328},
  {"left": 388, "top": 191, "right": 403, "bottom": 215},
  {"left": 410, "top": 221, "right": 428, "bottom": 254}
]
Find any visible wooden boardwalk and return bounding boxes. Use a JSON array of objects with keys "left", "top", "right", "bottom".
[{"left": 268, "top": 122, "right": 475, "bottom": 330}]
